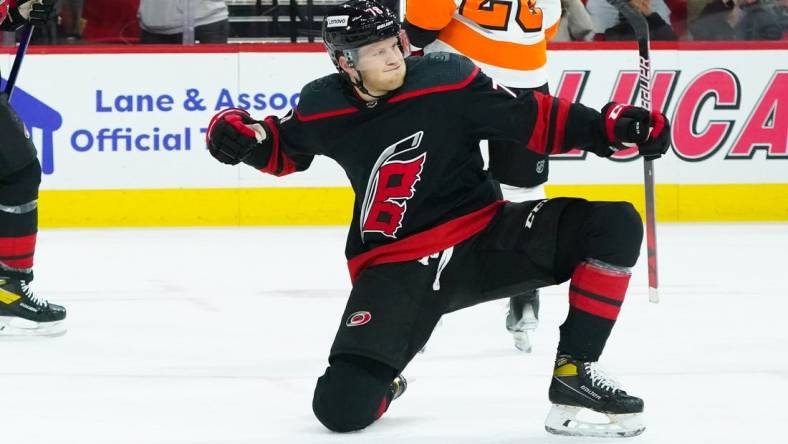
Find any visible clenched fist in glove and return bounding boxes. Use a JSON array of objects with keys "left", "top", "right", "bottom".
[
  {"left": 0, "top": 0, "right": 55, "bottom": 30},
  {"left": 600, "top": 102, "right": 671, "bottom": 160},
  {"left": 206, "top": 108, "right": 270, "bottom": 165}
]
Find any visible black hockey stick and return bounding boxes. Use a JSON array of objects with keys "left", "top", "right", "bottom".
[
  {"left": 4, "top": 23, "right": 35, "bottom": 100},
  {"left": 607, "top": 0, "right": 659, "bottom": 303}
]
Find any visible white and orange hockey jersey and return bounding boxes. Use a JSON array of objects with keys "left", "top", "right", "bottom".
[{"left": 404, "top": 0, "right": 562, "bottom": 88}]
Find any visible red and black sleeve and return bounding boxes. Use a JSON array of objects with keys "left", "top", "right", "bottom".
[
  {"left": 242, "top": 113, "right": 315, "bottom": 177},
  {"left": 461, "top": 69, "right": 610, "bottom": 156}
]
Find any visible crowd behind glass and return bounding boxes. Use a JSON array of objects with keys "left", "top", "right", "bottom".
[{"left": 4, "top": 0, "right": 785, "bottom": 47}]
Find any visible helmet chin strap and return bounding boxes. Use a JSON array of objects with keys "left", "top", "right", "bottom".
[{"left": 352, "top": 71, "right": 388, "bottom": 100}]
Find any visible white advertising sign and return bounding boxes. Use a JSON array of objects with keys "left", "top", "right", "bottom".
[{"left": 2, "top": 48, "right": 785, "bottom": 191}]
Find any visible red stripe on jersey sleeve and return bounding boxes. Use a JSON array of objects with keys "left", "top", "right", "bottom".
[
  {"left": 526, "top": 92, "right": 553, "bottom": 155},
  {"left": 258, "top": 116, "right": 296, "bottom": 177},
  {"left": 550, "top": 97, "right": 571, "bottom": 154}
]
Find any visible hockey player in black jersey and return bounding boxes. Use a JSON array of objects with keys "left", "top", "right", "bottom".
[
  {"left": 206, "top": 0, "right": 671, "bottom": 438},
  {"left": 0, "top": 0, "right": 66, "bottom": 336}
]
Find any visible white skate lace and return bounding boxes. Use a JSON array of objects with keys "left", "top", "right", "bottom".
[
  {"left": 20, "top": 281, "right": 49, "bottom": 308},
  {"left": 584, "top": 362, "right": 622, "bottom": 393}
]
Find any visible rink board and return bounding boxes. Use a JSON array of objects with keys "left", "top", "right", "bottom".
[{"left": 1, "top": 42, "right": 786, "bottom": 226}]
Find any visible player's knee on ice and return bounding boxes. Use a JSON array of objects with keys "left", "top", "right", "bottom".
[
  {"left": 312, "top": 355, "right": 397, "bottom": 433},
  {"left": 0, "top": 160, "right": 41, "bottom": 205}
]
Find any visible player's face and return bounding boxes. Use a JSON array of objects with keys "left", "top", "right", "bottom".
[{"left": 352, "top": 36, "right": 406, "bottom": 94}]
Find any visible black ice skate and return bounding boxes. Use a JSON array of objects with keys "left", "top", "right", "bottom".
[
  {"left": 0, "top": 276, "right": 67, "bottom": 336},
  {"left": 505, "top": 289, "right": 539, "bottom": 352},
  {"left": 545, "top": 355, "right": 644, "bottom": 438}
]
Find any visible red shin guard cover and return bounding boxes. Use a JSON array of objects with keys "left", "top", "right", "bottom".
[
  {"left": 0, "top": 233, "right": 36, "bottom": 269},
  {"left": 568, "top": 261, "right": 630, "bottom": 321}
]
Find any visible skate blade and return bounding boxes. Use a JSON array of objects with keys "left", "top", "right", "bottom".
[
  {"left": 509, "top": 311, "right": 537, "bottom": 353},
  {"left": 521, "top": 304, "right": 538, "bottom": 330},
  {"left": 506, "top": 306, "right": 539, "bottom": 332},
  {"left": 511, "top": 330, "right": 533, "bottom": 353},
  {"left": 0, "top": 317, "right": 67, "bottom": 337},
  {"left": 544, "top": 404, "right": 645, "bottom": 438}
]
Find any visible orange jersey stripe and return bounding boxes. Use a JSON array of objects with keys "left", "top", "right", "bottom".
[
  {"left": 438, "top": 18, "right": 547, "bottom": 71},
  {"left": 405, "top": 0, "right": 456, "bottom": 30},
  {"left": 545, "top": 20, "right": 560, "bottom": 41}
]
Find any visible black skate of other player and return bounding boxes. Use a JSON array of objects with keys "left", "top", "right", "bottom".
[
  {"left": 206, "top": 0, "right": 670, "bottom": 437},
  {"left": 0, "top": 0, "right": 66, "bottom": 337}
]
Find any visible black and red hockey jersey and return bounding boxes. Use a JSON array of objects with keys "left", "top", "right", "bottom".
[{"left": 244, "top": 53, "right": 610, "bottom": 281}]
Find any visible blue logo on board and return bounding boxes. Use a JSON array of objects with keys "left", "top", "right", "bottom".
[{"left": 1, "top": 78, "right": 63, "bottom": 175}]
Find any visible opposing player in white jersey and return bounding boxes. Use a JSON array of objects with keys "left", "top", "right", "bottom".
[{"left": 404, "top": 0, "right": 562, "bottom": 352}]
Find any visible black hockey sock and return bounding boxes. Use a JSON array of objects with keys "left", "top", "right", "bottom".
[{"left": 558, "top": 308, "right": 613, "bottom": 361}]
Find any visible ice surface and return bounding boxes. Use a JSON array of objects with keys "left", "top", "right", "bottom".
[{"left": 2, "top": 224, "right": 786, "bottom": 444}]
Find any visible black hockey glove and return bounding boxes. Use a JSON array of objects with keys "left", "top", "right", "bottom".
[
  {"left": 27, "top": 0, "right": 55, "bottom": 26},
  {"left": 600, "top": 102, "right": 671, "bottom": 160},
  {"left": 1, "top": 0, "right": 55, "bottom": 30},
  {"left": 206, "top": 108, "right": 270, "bottom": 165}
]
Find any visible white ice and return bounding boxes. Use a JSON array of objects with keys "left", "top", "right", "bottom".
[{"left": 2, "top": 223, "right": 787, "bottom": 444}]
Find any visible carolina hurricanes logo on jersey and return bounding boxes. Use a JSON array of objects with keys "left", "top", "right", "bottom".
[
  {"left": 346, "top": 311, "right": 372, "bottom": 327},
  {"left": 360, "top": 131, "right": 426, "bottom": 239}
]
